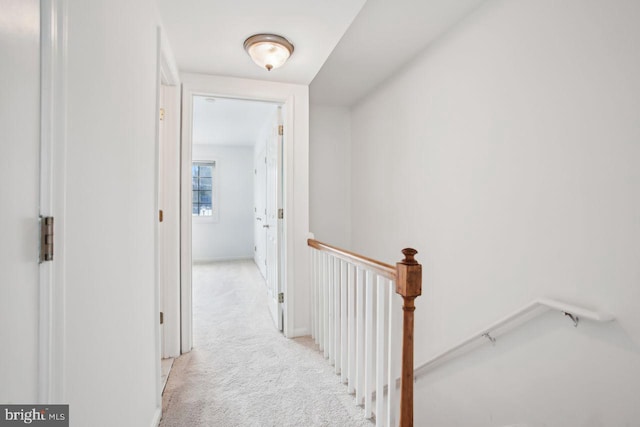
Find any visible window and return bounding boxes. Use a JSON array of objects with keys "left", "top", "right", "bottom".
[{"left": 192, "top": 162, "right": 215, "bottom": 216}]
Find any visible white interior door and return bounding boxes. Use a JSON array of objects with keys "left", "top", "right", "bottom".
[
  {"left": 265, "top": 110, "right": 283, "bottom": 331},
  {"left": 254, "top": 146, "right": 267, "bottom": 279},
  {"left": 0, "top": 0, "right": 42, "bottom": 401}
]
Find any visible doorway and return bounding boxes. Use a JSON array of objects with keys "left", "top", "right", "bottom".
[
  {"left": 179, "top": 74, "right": 310, "bottom": 352},
  {"left": 189, "top": 95, "right": 283, "bottom": 335}
]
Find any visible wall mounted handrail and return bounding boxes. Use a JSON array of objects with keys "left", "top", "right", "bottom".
[
  {"left": 412, "top": 297, "right": 614, "bottom": 381},
  {"left": 307, "top": 239, "right": 397, "bottom": 280}
]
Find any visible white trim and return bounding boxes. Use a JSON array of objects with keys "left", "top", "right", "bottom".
[
  {"left": 293, "top": 328, "right": 310, "bottom": 337},
  {"left": 193, "top": 256, "right": 255, "bottom": 263},
  {"left": 153, "top": 24, "right": 182, "bottom": 419},
  {"left": 150, "top": 408, "right": 162, "bottom": 427},
  {"left": 153, "top": 25, "right": 163, "bottom": 417},
  {"left": 180, "top": 73, "right": 310, "bottom": 347},
  {"left": 158, "top": 29, "right": 179, "bottom": 86},
  {"left": 180, "top": 86, "right": 194, "bottom": 353},
  {"left": 160, "top": 81, "right": 182, "bottom": 359},
  {"left": 39, "top": 0, "right": 68, "bottom": 404}
]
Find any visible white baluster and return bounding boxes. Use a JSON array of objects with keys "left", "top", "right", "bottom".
[
  {"left": 387, "top": 282, "right": 400, "bottom": 427},
  {"left": 317, "top": 252, "right": 322, "bottom": 349},
  {"left": 347, "top": 263, "right": 356, "bottom": 394},
  {"left": 364, "top": 271, "right": 375, "bottom": 418},
  {"left": 334, "top": 257, "right": 340, "bottom": 372},
  {"left": 311, "top": 249, "right": 316, "bottom": 341},
  {"left": 340, "top": 260, "right": 348, "bottom": 383},
  {"left": 327, "top": 256, "right": 335, "bottom": 364},
  {"left": 376, "top": 275, "right": 386, "bottom": 424},
  {"left": 320, "top": 253, "right": 329, "bottom": 357},
  {"left": 355, "top": 267, "right": 365, "bottom": 405}
]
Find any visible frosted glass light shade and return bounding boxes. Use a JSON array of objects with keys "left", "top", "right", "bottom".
[{"left": 244, "top": 34, "right": 294, "bottom": 71}]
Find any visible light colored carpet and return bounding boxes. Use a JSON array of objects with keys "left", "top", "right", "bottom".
[{"left": 160, "top": 259, "right": 372, "bottom": 427}]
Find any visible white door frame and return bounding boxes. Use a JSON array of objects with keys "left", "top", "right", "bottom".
[
  {"left": 155, "top": 32, "right": 181, "bottom": 361},
  {"left": 39, "top": 0, "right": 68, "bottom": 404},
  {"left": 265, "top": 110, "right": 284, "bottom": 331},
  {"left": 180, "top": 73, "right": 310, "bottom": 352},
  {"left": 154, "top": 26, "right": 180, "bottom": 420}
]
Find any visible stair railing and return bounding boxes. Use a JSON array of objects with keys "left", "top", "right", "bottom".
[{"left": 308, "top": 237, "right": 421, "bottom": 427}]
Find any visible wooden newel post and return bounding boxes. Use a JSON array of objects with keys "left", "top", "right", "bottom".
[{"left": 396, "top": 248, "right": 422, "bottom": 427}]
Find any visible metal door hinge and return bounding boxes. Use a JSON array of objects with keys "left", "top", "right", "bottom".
[
  {"left": 160, "top": 312, "right": 164, "bottom": 324},
  {"left": 278, "top": 293, "right": 284, "bottom": 303},
  {"left": 278, "top": 125, "right": 284, "bottom": 136},
  {"left": 159, "top": 209, "right": 164, "bottom": 222},
  {"left": 159, "top": 108, "right": 165, "bottom": 121},
  {"left": 278, "top": 208, "right": 283, "bottom": 219},
  {"left": 40, "top": 216, "right": 54, "bottom": 263}
]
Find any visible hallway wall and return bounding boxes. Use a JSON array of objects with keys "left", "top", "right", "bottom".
[
  {"left": 192, "top": 144, "right": 254, "bottom": 262},
  {"left": 62, "top": 0, "right": 170, "bottom": 425},
  {"left": 309, "top": 104, "right": 352, "bottom": 248},
  {"left": 349, "top": 0, "right": 640, "bottom": 424}
]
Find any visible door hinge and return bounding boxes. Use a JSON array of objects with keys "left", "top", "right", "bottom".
[
  {"left": 278, "top": 208, "right": 283, "bottom": 219},
  {"left": 278, "top": 293, "right": 284, "bottom": 303},
  {"left": 159, "top": 108, "right": 165, "bottom": 121},
  {"left": 159, "top": 209, "right": 164, "bottom": 222},
  {"left": 278, "top": 125, "right": 283, "bottom": 136},
  {"left": 39, "top": 216, "right": 54, "bottom": 263},
  {"left": 160, "top": 312, "right": 164, "bottom": 324},
  {"left": 254, "top": 245, "right": 257, "bottom": 252}
]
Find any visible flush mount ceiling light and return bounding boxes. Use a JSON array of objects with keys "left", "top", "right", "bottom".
[{"left": 244, "top": 34, "right": 294, "bottom": 71}]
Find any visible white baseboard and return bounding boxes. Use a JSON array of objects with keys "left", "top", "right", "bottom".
[
  {"left": 192, "top": 256, "right": 253, "bottom": 263},
  {"left": 150, "top": 407, "right": 162, "bottom": 427},
  {"left": 292, "top": 327, "right": 310, "bottom": 338}
]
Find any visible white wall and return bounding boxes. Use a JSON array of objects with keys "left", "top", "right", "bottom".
[
  {"left": 349, "top": 0, "right": 640, "bottom": 424},
  {"left": 309, "top": 105, "right": 352, "bottom": 248},
  {"left": 0, "top": 0, "right": 40, "bottom": 403},
  {"left": 192, "top": 144, "right": 255, "bottom": 262},
  {"left": 62, "top": 0, "right": 169, "bottom": 425}
]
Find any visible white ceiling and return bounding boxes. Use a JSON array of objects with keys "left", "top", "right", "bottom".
[
  {"left": 158, "top": 0, "right": 485, "bottom": 105},
  {"left": 192, "top": 96, "right": 278, "bottom": 146},
  {"left": 156, "top": 0, "right": 367, "bottom": 84},
  {"left": 310, "top": 0, "right": 486, "bottom": 106}
]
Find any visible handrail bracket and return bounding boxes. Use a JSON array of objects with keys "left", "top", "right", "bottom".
[
  {"left": 564, "top": 312, "right": 579, "bottom": 327},
  {"left": 482, "top": 332, "right": 496, "bottom": 345}
]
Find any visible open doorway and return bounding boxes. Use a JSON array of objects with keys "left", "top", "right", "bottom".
[
  {"left": 189, "top": 95, "right": 283, "bottom": 335},
  {"left": 179, "top": 74, "right": 310, "bottom": 353}
]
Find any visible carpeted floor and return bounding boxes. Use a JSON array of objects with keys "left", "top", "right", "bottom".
[{"left": 160, "top": 259, "right": 372, "bottom": 427}]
